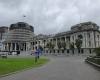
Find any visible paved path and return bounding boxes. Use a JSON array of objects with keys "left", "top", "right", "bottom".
[{"left": 0, "top": 56, "right": 100, "bottom": 80}]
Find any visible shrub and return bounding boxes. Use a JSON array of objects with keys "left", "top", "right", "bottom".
[{"left": 94, "top": 47, "right": 100, "bottom": 56}]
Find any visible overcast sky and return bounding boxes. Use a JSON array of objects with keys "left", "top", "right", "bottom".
[{"left": 0, "top": 0, "right": 100, "bottom": 34}]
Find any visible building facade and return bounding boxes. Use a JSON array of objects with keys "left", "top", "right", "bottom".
[
  {"left": 33, "top": 22, "right": 100, "bottom": 54},
  {"left": 0, "top": 21, "right": 100, "bottom": 54},
  {"left": 0, "top": 27, "right": 8, "bottom": 50},
  {"left": 2, "top": 22, "right": 34, "bottom": 51}
]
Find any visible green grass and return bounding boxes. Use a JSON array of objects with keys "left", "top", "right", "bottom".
[{"left": 0, "top": 57, "right": 48, "bottom": 76}]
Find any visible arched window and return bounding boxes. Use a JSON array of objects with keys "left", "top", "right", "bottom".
[{"left": 78, "top": 34, "right": 83, "bottom": 39}]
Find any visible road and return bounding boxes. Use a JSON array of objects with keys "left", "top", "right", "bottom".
[{"left": 0, "top": 56, "right": 100, "bottom": 80}]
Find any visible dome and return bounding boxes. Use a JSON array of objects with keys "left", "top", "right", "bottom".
[{"left": 9, "top": 22, "right": 34, "bottom": 32}]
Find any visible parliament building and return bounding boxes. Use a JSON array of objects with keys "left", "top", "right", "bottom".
[
  {"left": 0, "top": 22, "right": 34, "bottom": 51},
  {"left": 0, "top": 21, "right": 100, "bottom": 54},
  {"left": 33, "top": 22, "right": 100, "bottom": 54}
]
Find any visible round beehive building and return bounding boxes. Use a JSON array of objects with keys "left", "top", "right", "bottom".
[{"left": 4, "top": 22, "right": 34, "bottom": 51}]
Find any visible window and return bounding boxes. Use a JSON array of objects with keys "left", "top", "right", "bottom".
[
  {"left": 18, "top": 23, "right": 25, "bottom": 28},
  {"left": 81, "top": 49, "right": 84, "bottom": 54},
  {"left": 89, "top": 41, "right": 91, "bottom": 47},
  {"left": 33, "top": 42, "right": 34, "bottom": 45},
  {"left": 97, "top": 35, "right": 99, "bottom": 40},
  {"left": 67, "top": 50, "right": 69, "bottom": 53},
  {"left": 88, "top": 33, "right": 90, "bottom": 38},
  {"left": 78, "top": 34, "right": 83, "bottom": 39},
  {"left": 89, "top": 49, "right": 91, "bottom": 54}
]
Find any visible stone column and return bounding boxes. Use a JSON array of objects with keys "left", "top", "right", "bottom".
[
  {"left": 23, "top": 43, "right": 25, "bottom": 51},
  {"left": 10, "top": 43, "right": 13, "bottom": 51},
  {"left": 7, "top": 43, "right": 9, "bottom": 51},
  {"left": 65, "top": 37, "right": 67, "bottom": 49},
  {"left": 65, "top": 36, "right": 67, "bottom": 42},
  {"left": 55, "top": 39, "right": 57, "bottom": 48},
  {"left": 15, "top": 43, "right": 16, "bottom": 51},
  {"left": 25, "top": 43, "right": 27, "bottom": 51},
  {"left": 3, "top": 44, "right": 5, "bottom": 51}
]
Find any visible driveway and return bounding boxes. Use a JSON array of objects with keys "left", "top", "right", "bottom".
[{"left": 0, "top": 56, "right": 100, "bottom": 80}]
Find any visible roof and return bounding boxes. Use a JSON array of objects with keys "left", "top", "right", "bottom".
[{"left": 9, "top": 22, "right": 34, "bottom": 32}]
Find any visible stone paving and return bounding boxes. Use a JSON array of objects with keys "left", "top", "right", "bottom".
[{"left": 0, "top": 56, "right": 100, "bottom": 80}]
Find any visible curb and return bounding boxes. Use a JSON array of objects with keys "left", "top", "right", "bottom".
[{"left": 85, "top": 59, "right": 100, "bottom": 68}]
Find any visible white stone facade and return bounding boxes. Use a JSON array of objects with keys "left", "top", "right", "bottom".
[
  {"left": 33, "top": 22, "right": 100, "bottom": 51},
  {"left": 2, "top": 22, "right": 34, "bottom": 51}
]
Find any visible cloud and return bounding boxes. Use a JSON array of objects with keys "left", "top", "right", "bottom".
[{"left": 0, "top": 0, "right": 100, "bottom": 34}]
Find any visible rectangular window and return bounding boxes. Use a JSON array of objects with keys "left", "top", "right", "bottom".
[
  {"left": 97, "top": 35, "right": 99, "bottom": 40},
  {"left": 88, "top": 33, "right": 90, "bottom": 38}
]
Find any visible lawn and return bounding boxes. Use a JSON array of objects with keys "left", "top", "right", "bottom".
[{"left": 0, "top": 57, "right": 48, "bottom": 76}]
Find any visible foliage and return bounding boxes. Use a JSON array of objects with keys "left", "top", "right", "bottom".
[
  {"left": 57, "top": 41, "right": 66, "bottom": 49},
  {"left": 69, "top": 42, "right": 74, "bottom": 49},
  {"left": 69, "top": 42, "right": 75, "bottom": 54},
  {"left": 57, "top": 41, "right": 62, "bottom": 49},
  {"left": 86, "top": 57, "right": 100, "bottom": 65},
  {"left": 38, "top": 45, "right": 43, "bottom": 51},
  {"left": 61, "top": 41, "right": 66, "bottom": 50},
  {"left": 75, "top": 39, "right": 82, "bottom": 49},
  {"left": 46, "top": 42, "right": 55, "bottom": 49},
  {"left": 94, "top": 47, "right": 100, "bottom": 56}
]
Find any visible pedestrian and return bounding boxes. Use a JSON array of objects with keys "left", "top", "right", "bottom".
[
  {"left": 37, "top": 48, "right": 40, "bottom": 59},
  {"left": 34, "top": 47, "right": 39, "bottom": 63},
  {"left": 34, "top": 47, "right": 42, "bottom": 63}
]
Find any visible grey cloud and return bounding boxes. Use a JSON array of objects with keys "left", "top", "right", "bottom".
[{"left": 0, "top": 0, "right": 100, "bottom": 34}]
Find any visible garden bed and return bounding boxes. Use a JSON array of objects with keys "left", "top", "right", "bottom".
[{"left": 85, "top": 56, "right": 100, "bottom": 67}]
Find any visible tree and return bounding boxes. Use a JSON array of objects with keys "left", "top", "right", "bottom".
[
  {"left": 75, "top": 39, "right": 82, "bottom": 53},
  {"left": 46, "top": 42, "right": 55, "bottom": 50},
  {"left": 69, "top": 42, "right": 75, "bottom": 54},
  {"left": 61, "top": 41, "right": 66, "bottom": 50},
  {"left": 38, "top": 45, "right": 43, "bottom": 51},
  {"left": 57, "top": 41, "right": 62, "bottom": 49},
  {"left": 51, "top": 44, "right": 55, "bottom": 49}
]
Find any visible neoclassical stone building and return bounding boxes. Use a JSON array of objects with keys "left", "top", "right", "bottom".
[
  {"left": 33, "top": 22, "right": 100, "bottom": 54},
  {"left": 2, "top": 22, "right": 34, "bottom": 51},
  {"left": 0, "top": 27, "right": 8, "bottom": 50},
  {"left": 0, "top": 21, "right": 100, "bottom": 54}
]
